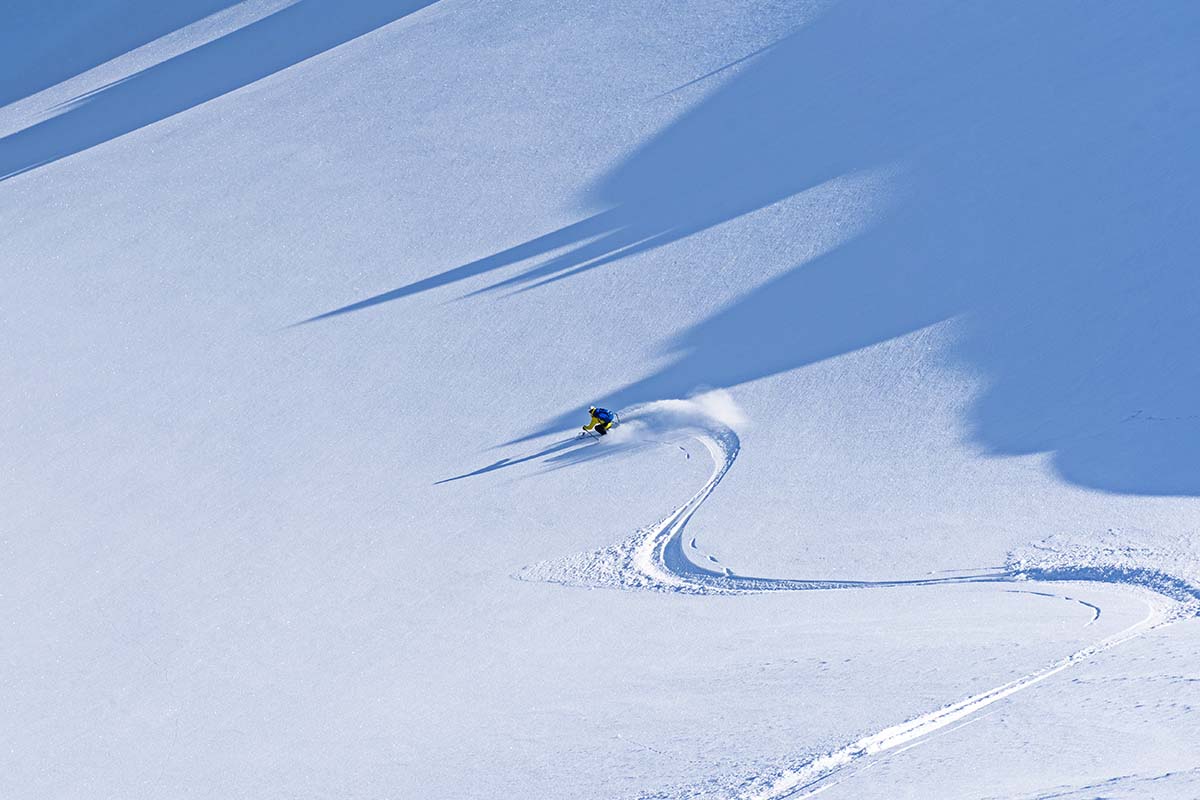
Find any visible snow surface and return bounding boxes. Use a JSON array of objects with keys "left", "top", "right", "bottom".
[{"left": 2, "top": 1, "right": 1199, "bottom": 798}]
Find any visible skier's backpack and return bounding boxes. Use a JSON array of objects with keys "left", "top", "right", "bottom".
[{"left": 594, "top": 407, "right": 614, "bottom": 423}]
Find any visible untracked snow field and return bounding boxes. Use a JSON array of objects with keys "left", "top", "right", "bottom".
[{"left": 2, "top": 2, "right": 1199, "bottom": 798}]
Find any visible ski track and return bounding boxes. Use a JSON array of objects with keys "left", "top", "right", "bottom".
[
  {"left": 1004, "top": 589, "right": 1101, "bottom": 626},
  {"left": 516, "top": 413, "right": 1200, "bottom": 800}
]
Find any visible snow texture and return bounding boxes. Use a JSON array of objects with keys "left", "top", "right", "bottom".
[{"left": 2, "top": 1, "right": 1199, "bottom": 798}]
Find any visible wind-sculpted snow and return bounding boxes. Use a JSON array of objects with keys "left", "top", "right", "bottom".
[{"left": 518, "top": 396, "right": 1200, "bottom": 799}]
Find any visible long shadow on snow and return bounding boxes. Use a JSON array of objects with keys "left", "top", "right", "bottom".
[
  {"left": 435, "top": 437, "right": 589, "bottom": 484},
  {"left": 436, "top": 434, "right": 662, "bottom": 484},
  {"left": 1, "top": 0, "right": 241, "bottom": 110},
  {"left": 525, "top": 3, "right": 1200, "bottom": 496},
  {"left": 0, "top": 0, "right": 438, "bottom": 180},
  {"left": 318, "top": 2, "right": 1200, "bottom": 495}
]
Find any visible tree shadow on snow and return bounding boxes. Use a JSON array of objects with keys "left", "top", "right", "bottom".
[
  {"left": 1, "top": 0, "right": 241, "bottom": 110},
  {"left": 336, "top": 2, "right": 1200, "bottom": 495},
  {"left": 0, "top": 0, "right": 438, "bottom": 180}
]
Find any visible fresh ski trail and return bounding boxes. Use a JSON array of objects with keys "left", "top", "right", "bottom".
[
  {"left": 518, "top": 405, "right": 1200, "bottom": 799},
  {"left": 740, "top": 594, "right": 1166, "bottom": 799}
]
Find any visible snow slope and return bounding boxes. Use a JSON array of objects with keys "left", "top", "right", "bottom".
[{"left": 2, "top": 1, "right": 1199, "bottom": 798}]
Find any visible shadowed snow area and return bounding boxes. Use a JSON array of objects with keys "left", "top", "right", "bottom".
[
  {"left": 2, "top": 1, "right": 1199, "bottom": 799},
  {"left": 0, "top": 0, "right": 242, "bottom": 109},
  {"left": 312, "top": 2, "right": 1200, "bottom": 497},
  {"left": 0, "top": 0, "right": 437, "bottom": 179}
]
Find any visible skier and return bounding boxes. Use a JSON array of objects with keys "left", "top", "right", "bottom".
[{"left": 583, "top": 406, "right": 616, "bottom": 436}]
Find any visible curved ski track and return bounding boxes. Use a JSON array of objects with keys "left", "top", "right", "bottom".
[{"left": 517, "top": 418, "right": 1200, "bottom": 799}]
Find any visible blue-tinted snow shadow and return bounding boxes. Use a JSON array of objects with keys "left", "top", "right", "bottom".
[
  {"left": 434, "top": 437, "right": 589, "bottom": 484},
  {"left": 323, "top": 2, "right": 1200, "bottom": 495},
  {"left": 1, "top": 1, "right": 240, "bottom": 110},
  {"left": 0, "top": 0, "right": 438, "bottom": 180},
  {"left": 565, "top": 2, "right": 1200, "bottom": 499},
  {"left": 436, "top": 434, "right": 665, "bottom": 484}
]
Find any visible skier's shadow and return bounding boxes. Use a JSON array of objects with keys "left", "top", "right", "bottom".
[
  {"left": 433, "top": 436, "right": 592, "bottom": 484},
  {"left": 434, "top": 439, "right": 574, "bottom": 484},
  {"left": 435, "top": 432, "right": 656, "bottom": 484}
]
